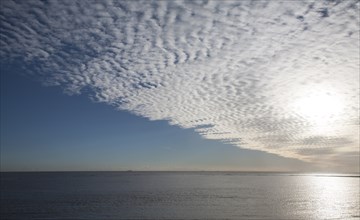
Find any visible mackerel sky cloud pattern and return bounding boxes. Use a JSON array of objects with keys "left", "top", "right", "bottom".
[{"left": 1, "top": 0, "right": 359, "bottom": 169}]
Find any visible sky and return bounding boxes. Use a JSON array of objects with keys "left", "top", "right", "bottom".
[{"left": 0, "top": 0, "right": 359, "bottom": 173}]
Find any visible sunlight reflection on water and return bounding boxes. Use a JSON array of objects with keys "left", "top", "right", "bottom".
[{"left": 304, "top": 176, "right": 360, "bottom": 219}]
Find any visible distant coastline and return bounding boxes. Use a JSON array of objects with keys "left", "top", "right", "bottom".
[{"left": 1, "top": 170, "right": 359, "bottom": 178}]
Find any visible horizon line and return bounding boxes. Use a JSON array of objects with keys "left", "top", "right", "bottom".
[{"left": 1, "top": 170, "right": 359, "bottom": 175}]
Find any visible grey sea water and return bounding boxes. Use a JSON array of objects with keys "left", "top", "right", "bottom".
[{"left": 1, "top": 172, "right": 359, "bottom": 220}]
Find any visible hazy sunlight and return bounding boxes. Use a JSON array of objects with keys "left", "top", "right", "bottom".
[{"left": 292, "top": 86, "right": 344, "bottom": 135}]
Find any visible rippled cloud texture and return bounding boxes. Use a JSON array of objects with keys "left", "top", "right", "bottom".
[{"left": 1, "top": 0, "right": 359, "bottom": 170}]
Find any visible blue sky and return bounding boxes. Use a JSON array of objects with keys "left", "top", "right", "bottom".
[
  {"left": 1, "top": 65, "right": 310, "bottom": 171},
  {"left": 0, "top": 0, "right": 359, "bottom": 172}
]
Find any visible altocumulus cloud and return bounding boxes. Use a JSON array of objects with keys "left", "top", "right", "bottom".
[{"left": 1, "top": 0, "right": 359, "bottom": 169}]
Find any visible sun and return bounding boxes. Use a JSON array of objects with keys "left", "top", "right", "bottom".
[
  {"left": 292, "top": 86, "right": 344, "bottom": 134},
  {"left": 296, "top": 92, "right": 342, "bottom": 121}
]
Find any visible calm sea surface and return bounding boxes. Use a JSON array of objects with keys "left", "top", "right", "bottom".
[{"left": 1, "top": 172, "right": 359, "bottom": 220}]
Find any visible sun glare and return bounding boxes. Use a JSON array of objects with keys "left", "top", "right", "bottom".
[
  {"left": 292, "top": 86, "right": 344, "bottom": 134},
  {"left": 297, "top": 92, "right": 342, "bottom": 121}
]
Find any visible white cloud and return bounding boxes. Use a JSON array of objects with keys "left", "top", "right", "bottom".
[{"left": 1, "top": 0, "right": 359, "bottom": 170}]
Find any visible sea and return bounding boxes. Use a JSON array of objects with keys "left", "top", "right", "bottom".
[{"left": 1, "top": 172, "right": 359, "bottom": 220}]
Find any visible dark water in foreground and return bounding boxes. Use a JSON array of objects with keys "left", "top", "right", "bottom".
[{"left": 1, "top": 172, "right": 359, "bottom": 220}]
